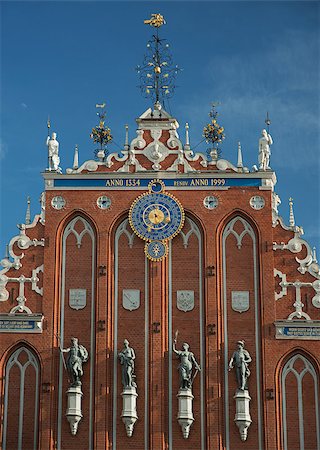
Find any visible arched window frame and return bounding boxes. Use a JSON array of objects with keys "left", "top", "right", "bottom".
[
  {"left": 281, "top": 353, "right": 320, "bottom": 450},
  {"left": 2, "top": 345, "right": 40, "bottom": 450},
  {"left": 221, "top": 214, "right": 263, "bottom": 450},
  {"left": 56, "top": 214, "right": 96, "bottom": 450}
]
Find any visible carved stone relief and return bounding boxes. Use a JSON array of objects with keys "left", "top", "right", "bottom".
[
  {"left": 231, "top": 291, "right": 249, "bottom": 313},
  {"left": 123, "top": 289, "right": 140, "bottom": 311},
  {"left": 176, "top": 290, "right": 194, "bottom": 312}
]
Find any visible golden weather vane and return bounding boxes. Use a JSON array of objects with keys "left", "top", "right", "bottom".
[
  {"left": 137, "top": 13, "right": 180, "bottom": 106},
  {"left": 144, "top": 13, "right": 166, "bottom": 28}
]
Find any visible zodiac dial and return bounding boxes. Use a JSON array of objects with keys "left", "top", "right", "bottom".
[{"left": 129, "top": 180, "right": 185, "bottom": 261}]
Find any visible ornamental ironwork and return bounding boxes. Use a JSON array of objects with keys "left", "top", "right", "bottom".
[
  {"left": 136, "top": 13, "right": 181, "bottom": 106},
  {"left": 90, "top": 103, "right": 113, "bottom": 159},
  {"left": 203, "top": 103, "right": 225, "bottom": 160}
]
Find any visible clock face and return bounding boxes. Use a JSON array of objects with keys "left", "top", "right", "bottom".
[
  {"left": 145, "top": 240, "right": 168, "bottom": 261},
  {"left": 250, "top": 196, "right": 265, "bottom": 210},
  {"left": 97, "top": 196, "right": 111, "bottom": 209},
  {"left": 129, "top": 191, "right": 185, "bottom": 241},
  {"left": 204, "top": 196, "right": 219, "bottom": 209},
  {"left": 51, "top": 196, "right": 66, "bottom": 210}
]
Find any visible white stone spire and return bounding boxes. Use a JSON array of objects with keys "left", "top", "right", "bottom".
[
  {"left": 25, "top": 196, "right": 31, "bottom": 225},
  {"left": 73, "top": 145, "right": 79, "bottom": 170},
  {"left": 237, "top": 141, "right": 243, "bottom": 169},
  {"left": 124, "top": 124, "right": 129, "bottom": 151},
  {"left": 289, "top": 197, "right": 295, "bottom": 227},
  {"left": 312, "top": 247, "right": 318, "bottom": 263},
  {"left": 184, "top": 122, "right": 190, "bottom": 151}
]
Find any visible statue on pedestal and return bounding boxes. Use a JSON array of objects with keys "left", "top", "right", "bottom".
[
  {"left": 173, "top": 333, "right": 201, "bottom": 389},
  {"left": 46, "top": 132, "right": 61, "bottom": 172},
  {"left": 258, "top": 129, "right": 273, "bottom": 170},
  {"left": 228, "top": 340, "right": 252, "bottom": 390},
  {"left": 118, "top": 339, "right": 137, "bottom": 388},
  {"left": 61, "top": 337, "right": 89, "bottom": 386}
]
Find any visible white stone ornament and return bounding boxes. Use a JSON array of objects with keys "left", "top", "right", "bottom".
[
  {"left": 69, "top": 289, "right": 87, "bottom": 310},
  {"left": 250, "top": 196, "right": 265, "bottom": 210},
  {"left": 177, "top": 388, "right": 194, "bottom": 439},
  {"left": 233, "top": 389, "right": 252, "bottom": 441},
  {"left": 121, "top": 387, "right": 138, "bottom": 437},
  {"left": 231, "top": 291, "right": 249, "bottom": 313},
  {"left": 51, "top": 196, "right": 66, "bottom": 210},
  {"left": 177, "top": 290, "right": 194, "bottom": 312},
  {"left": 66, "top": 385, "right": 83, "bottom": 435},
  {"left": 258, "top": 129, "right": 273, "bottom": 170},
  {"left": 123, "top": 289, "right": 140, "bottom": 311},
  {"left": 46, "top": 131, "right": 61, "bottom": 172},
  {"left": 203, "top": 196, "right": 219, "bottom": 209},
  {"left": 97, "top": 196, "right": 111, "bottom": 209}
]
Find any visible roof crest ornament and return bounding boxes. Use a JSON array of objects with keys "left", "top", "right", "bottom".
[
  {"left": 289, "top": 197, "right": 295, "bottom": 228},
  {"left": 137, "top": 13, "right": 181, "bottom": 108},
  {"left": 203, "top": 103, "right": 225, "bottom": 164},
  {"left": 90, "top": 103, "right": 113, "bottom": 161}
]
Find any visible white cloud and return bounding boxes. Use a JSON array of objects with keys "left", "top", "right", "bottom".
[{"left": 176, "top": 27, "right": 320, "bottom": 171}]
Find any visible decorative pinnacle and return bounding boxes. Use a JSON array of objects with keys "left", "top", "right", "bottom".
[
  {"left": 137, "top": 13, "right": 180, "bottom": 106},
  {"left": 124, "top": 124, "right": 129, "bottom": 150},
  {"left": 289, "top": 197, "right": 295, "bottom": 227},
  {"left": 237, "top": 142, "right": 243, "bottom": 169},
  {"left": 312, "top": 247, "right": 318, "bottom": 263},
  {"left": 73, "top": 145, "right": 79, "bottom": 170},
  {"left": 184, "top": 123, "right": 190, "bottom": 150},
  {"left": 25, "top": 196, "right": 31, "bottom": 225}
]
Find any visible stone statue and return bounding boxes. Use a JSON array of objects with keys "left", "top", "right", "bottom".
[
  {"left": 61, "top": 337, "right": 89, "bottom": 386},
  {"left": 118, "top": 339, "right": 137, "bottom": 388},
  {"left": 228, "top": 340, "right": 252, "bottom": 390},
  {"left": 258, "top": 129, "right": 273, "bottom": 170},
  {"left": 173, "top": 336, "right": 201, "bottom": 389},
  {"left": 46, "top": 132, "right": 61, "bottom": 172}
]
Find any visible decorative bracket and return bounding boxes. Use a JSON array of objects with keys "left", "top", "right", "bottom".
[{"left": 0, "top": 265, "right": 43, "bottom": 314}]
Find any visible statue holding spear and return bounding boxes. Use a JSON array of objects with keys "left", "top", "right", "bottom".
[{"left": 56, "top": 335, "right": 89, "bottom": 386}]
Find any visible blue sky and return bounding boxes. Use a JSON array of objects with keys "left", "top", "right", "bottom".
[{"left": 1, "top": 1, "right": 319, "bottom": 253}]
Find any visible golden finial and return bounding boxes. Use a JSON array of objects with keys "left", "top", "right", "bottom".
[{"left": 144, "top": 13, "right": 166, "bottom": 28}]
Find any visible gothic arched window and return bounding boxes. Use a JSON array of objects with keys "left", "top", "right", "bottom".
[
  {"left": 2, "top": 346, "right": 40, "bottom": 450},
  {"left": 281, "top": 354, "right": 320, "bottom": 450}
]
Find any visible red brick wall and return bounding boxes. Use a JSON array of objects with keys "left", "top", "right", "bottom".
[{"left": 1, "top": 184, "right": 319, "bottom": 450}]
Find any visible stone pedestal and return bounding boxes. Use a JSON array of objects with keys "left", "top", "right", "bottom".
[
  {"left": 233, "top": 389, "right": 252, "bottom": 441},
  {"left": 121, "top": 387, "right": 138, "bottom": 437},
  {"left": 177, "top": 388, "right": 194, "bottom": 439},
  {"left": 66, "top": 385, "right": 83, "bottom": 435}
]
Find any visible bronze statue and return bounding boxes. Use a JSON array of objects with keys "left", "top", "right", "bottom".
[
  {"left": 118, "top": 339, "right": 137, "bottom": 388},
  {"left": 173, "top": 332, "right": 201, "bottom": 389},
  {"left": 228, "top": 340, "right": 252, "bottom": 390},
  {"left": 61, "top": 337, "right": 89, "bottom": 386}
]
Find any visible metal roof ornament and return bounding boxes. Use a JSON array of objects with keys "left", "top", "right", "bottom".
[
  {"left": 203, "top": 103, "right": 225, "bottom": 162},
  {"left": 90, "top": 103, "right": 113, "bottom": 161},
  {"left": 136, "top": 13, "right": 181, "bottom": 108}
]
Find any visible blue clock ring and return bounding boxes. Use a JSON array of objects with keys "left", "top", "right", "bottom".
[{"left": 129, "top": 190, "right": 185, "bottom": 242}]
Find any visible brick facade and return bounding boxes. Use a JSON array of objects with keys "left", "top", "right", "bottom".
[{"left": 1, "top": 107, "right": 319, "bottom": 450}]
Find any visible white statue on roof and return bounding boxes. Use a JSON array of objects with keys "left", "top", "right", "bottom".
[
  {"left": 46, "top": 132, "right": 61, "bottom": 172},
  {"left": 258, "top": 129, "right": 273, "bottom": 170}
]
